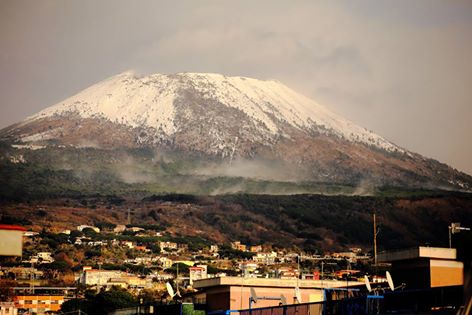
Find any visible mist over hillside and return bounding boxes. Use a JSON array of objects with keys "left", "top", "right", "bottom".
[{"left": 1, "top": 72, "right": 471, "bottom": 194}]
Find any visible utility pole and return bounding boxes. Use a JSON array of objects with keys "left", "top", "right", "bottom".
[
  {"left": 30, "top": 261, "right": 35, "bottom": 294},
  {"left": 321, "top": 261, "right": 324, "bottom": 286},
  {"left": 373, "top": 212, "right": 379, "bottom": 266}
]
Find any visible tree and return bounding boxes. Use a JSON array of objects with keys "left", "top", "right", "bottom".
[
  {"left": 61, "top": 286, "right": 136, "bottom": 315},
  {"left": 92, "top": 287, "right": 136, "bottom": 314}
]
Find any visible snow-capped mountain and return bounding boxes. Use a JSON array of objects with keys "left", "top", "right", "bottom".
[
  {"left": 28, "top": 71, "right": 399, "bottom": 153},
  {"left": 1, "top": 71, "right": 471, "bottom": 191}
]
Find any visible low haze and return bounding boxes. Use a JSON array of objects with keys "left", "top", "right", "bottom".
[{"left": 1, "top": 0, "right": 471, "bottom": 174}]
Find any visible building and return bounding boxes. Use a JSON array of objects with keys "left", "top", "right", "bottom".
[
  {"left": 0, "top": 267, "right": 43, "bottom": 280},
  {"left": 14, "top": 295, "right": 64, "bottom": 314},
  {"left": 106, "top": 276, "right": 148, "bottom": 290},
  {"left": 127, "top": 226, "right": 145, "bottom": 233},
  {"left": 192, "top": 276, "right": 363, "bottom": 312},
  {"left": 231, "top": 241, "right": 247, "bottom": 252},
  {"left": 178, "top": 243, "right": 189, "bottom": 251},
  {"left": 0, "top": 302, "right": 17, "bottom": 315},
  {"left": 79, "top": 268, "right": 124, "bottom": 287},
  {"left": 23, "top": 231, "right": 39, "bottom": 237},
  {"left": 76, "top": 225, "right": 100, "bottom": 233},
  {"left": 0, "top": 225, "right": 26, "bottom": 256},
  {"left": 159, "top": 257, "right": 173, "bottom": 269},
  {"left": 189, "top": 265, "right": 208, "bottom": 285},
  {"left": 250, "top": 245, "right": 262, "bottom": 253},
  {"left": 113, "top": 225, "right": 127, "bottom": 233},
  {"left": 253, "top": 252, "right": 277, "bottom": 265},
  {"left": 159, "top": 241, "right": 178, "bottom": 251},
  {"left": 239, "top": 262, "right": 258, "bottom": 274},
  {"left": 36, "top": 252, "right": 54, "bottom": 263},
  {"left": 378, "top": 246, "right": 463, "bottom": 289},
  {"left": 377, "top": 246, "right": 465, "bottom": 311},
  {"left": 121, "top": 240, "right": 135, "bottom": 248}
]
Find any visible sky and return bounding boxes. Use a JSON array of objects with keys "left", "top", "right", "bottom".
[{"left": 1, "top": 1, "right": 471, "bottom": 174}]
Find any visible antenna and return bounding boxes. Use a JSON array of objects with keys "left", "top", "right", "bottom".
[
  {"left": 176, "top": 264, "right": 181, "bottom": 297},
  {"left": 166, "top": 282, "right": 176, "bottom": 299},
  {"left": 364, "top": 275, "right": 372, "bottom": 293},
  {"left": 280, "top": 294, "right": 287, "bottom": 305},
  {"left": 386, "top": 271, "right": 394, "bottom": 291},
  {"left": 295, "top": 287, "right": 302, "bottom": 303},
  {"left": 249, "top": 287, "right": 286, "bottom": 308},
  {"left": 250, "top": 287, "right": 258, "bottom": 304}
]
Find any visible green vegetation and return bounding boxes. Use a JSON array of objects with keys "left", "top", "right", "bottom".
[
  {"left": 5, "top": 142, "right": 453, "bottom": 200},
  {"left": 61, "top": 287, "right": 136, "bottom": 315}
]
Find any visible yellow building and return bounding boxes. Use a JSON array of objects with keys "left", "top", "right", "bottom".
[
  {"left": 14, "top": 295, "right": 64, "bottom": 314},
  {"left": 378, "top": 246, "right": 463, "bottom": 288}
]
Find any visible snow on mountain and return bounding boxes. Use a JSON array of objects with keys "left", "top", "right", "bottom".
[
  {"left": 29, "top": 71, "right": 401, "bottom": 152},
  {"left": 3, "top": 71, "right": 472, "bottom": 191}
]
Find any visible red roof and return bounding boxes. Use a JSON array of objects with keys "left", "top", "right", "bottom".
[{"left": 0, "top": 224, "right": 27, "bottom": 231}]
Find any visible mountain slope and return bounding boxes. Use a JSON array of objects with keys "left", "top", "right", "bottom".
[{"left": 1, "top": 71, "right": 471, "bottom": 192}]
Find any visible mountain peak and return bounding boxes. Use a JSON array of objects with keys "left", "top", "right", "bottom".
[
  {"left": 27, "top": 71, "right": 401, "bottom": 153},
  {"left": 1, "top": 71, "right": 471, "bottom": 191}
]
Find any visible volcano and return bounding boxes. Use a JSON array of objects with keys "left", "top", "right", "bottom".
[{"left": 1, "top": 71, "right": 470, "bottom": 192}]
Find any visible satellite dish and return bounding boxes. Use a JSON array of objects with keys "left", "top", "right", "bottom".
[
  {"left": 280, "top": 294, "right": 287, "bottom": 305},
  {"left": 386, "top": 271, "right": 395, "bottom": 291},
  {"left": 250, "top": 287, "right": 258, "bottom": 303},
  {"left": 166, "top": 282, "right": 176, "bottom": 298},
  {"left": 295, "top": 287, "right": 302, "bottom": 303},
  {"left": 364, "top": 275, "right": 372, "bottom": 292}
]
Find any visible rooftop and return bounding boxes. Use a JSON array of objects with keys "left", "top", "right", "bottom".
[
  {"left": 193, "top": 276, "right": 364, "bottom": 289},
  {"left": 378, "top": 246, "right": 457, "bottom": 263}
]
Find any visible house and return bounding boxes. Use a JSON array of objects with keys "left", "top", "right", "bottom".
[
  {"left": 127, "top": 226, "right": 145, "bottom": 233},
  {"left": 135, "top": 245, "right": 149, "bottom": 252},
  {"left": 159, "top": 257, "right": 173, "bottom": 269},
  {"left": 29, "top": 252, "right": 54, "bottom": 264},
  {"left": 302, "top": 272, "right": 320, "bottom": 280},
  {"left": 250, "top": 245, "right": 262, "bottom": 253},
  {"left": 253, "top": 252, "right": 277, "bottom": 265},
  {"left": 178, "top": 243, "right": 189, "bottom": 251},
  {"left": 14, "top": 295, "right": 64, "bottom": 314},
  {"left": 189, "top": 265, "right": 208, "bottom": 285},
  {"left": 0, "top": 301, "right": 17, "bottom": 315},
  {"left": 239, "top": 262, "right": 258, "bottom": 274},
  {"left": 154, "top": 272, "right": 174, "bottom": 281},
  {"left": 121, "top": 241, "right": 135, "bottom": 249},
  {"left": 113, "top": 225, "right": 127, "bottom": 233},
  {"left": 79, "top": 268, "right": 124, "bottom": 286},
  {"left": 76, "top": 225, "right": 100, "bottom": 233},
  {"left": 23, "top": 231, "right": 39, "bottom": 237},
  {"left": 231, "top": 241, "right": 247, "bottom": 252},
  {"left": 1, "top": 267, "right": 43, "bottom": 280},
  {"left": 106, "top": 276, "right": 148, "bottom": 290},
  {"left": 159, "top": 241, "right": 178, "bottom": 251}
]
